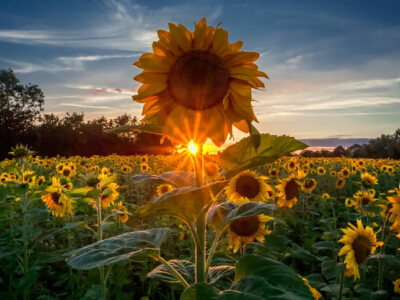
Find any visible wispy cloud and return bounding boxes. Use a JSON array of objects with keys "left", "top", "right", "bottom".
[{"left": 59, "top": 103, "right": 117, "bottom": 110}]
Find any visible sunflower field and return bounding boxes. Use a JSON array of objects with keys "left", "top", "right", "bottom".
[{"left": 2, "top": 18, "right": 400, "bottom": 300}]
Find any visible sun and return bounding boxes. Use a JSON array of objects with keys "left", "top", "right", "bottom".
[{"left": 188, "top": 141, "right": 198, "bottom": 154}]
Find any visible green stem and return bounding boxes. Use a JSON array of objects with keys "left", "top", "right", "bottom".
[
  {"left": 193, "top": 145, "right": 206, "bottom": 283},
  {"left": 21, "top": 190, "right": 29, "bottom": 300},
  {"left": 378, "top": 215, "right": 389, "bottom": 291},
  {"left": 97, "top": 194, "right": 106, "bottom": 299},
  {"left": 338, "top": 271, "right": 345, "bottom": 300},
  {"left": 155, "top": 255, "right": 190, "bottom": 289},
  {"left": 205, "top": 230, "right": 223, "bottom": 279}
]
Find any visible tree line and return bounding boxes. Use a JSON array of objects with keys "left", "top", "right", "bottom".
[
  {"left": 300, "top": 129, "right": 400, "bottom": 159},
  {"left": 0, "top": 68, "right": 173, "bottom": 160}
]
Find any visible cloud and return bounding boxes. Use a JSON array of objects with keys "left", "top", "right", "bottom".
[
  {"left": 59, "top": 103, "right": 117, "bottom": 110},
  {"left": 0, "top": 1, "right": 225, "bottom": 51}
]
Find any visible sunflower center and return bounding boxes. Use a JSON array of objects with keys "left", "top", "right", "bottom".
[
  {"left": 343, "top": 170, "right": 349, "bottom": 176},
  {"left": 285, "top": 179, "right": 299, "bottom": 200},
  {"left": 169, "top": 50, "right": 230, "bottom": 111},
  {"left": 51, "top": 192, "right": 61, "bottom": 205},
  {"left": 304, "top": 180, "right": 314, "bottom": 189},
  {"left": 230, "top": 215, "right": 260, "bottom": 237},
  {"left": 235, "top": 175, "right": 260, "bottom": 199},
  {"left": 353, "top": 235, "right": 372, "bottom": 264},
  {"left": 361, "top": 196, "right": 371, "bottom": 205},
  {"left": 63, "top": 169, "right": 71, "bottom": 177},
  {"left": 161, "top": 186, "right": 170, "bottom": 194}
]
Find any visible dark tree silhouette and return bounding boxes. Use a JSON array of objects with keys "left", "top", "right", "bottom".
[{"left": 0, "top": 69, "right": 44, "bottom": 158}]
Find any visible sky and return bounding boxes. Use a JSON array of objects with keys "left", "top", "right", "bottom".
[{"left": 1, "top": 0, "right": 400, "bottom": 151}]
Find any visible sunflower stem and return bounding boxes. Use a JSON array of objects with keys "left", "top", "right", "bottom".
[
  {"left": 193, "top": 145, "right": 206, "bottom": 283},
  {"left": 96, "top": 192, "right": 107, "bottom": 300},
  {"left": 338, "top": 271, "right": 345, "bottom": 300},
  {"left": 205, "top": 230, "right": 223, "bottom": 280},
  {"left": 378, "top": 214, "right": 389, "bottom": 291},
  {"left": 155, "top": 255, "right": 190, "bottom": 289}
]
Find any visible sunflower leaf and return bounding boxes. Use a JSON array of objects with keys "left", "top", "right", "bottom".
[
  {"left": 132, "top": 171, "right": 195, "bottom": 187},
  {"left": 220, "top": 202, "right": 276, "bottom": 231},
  {"left": 180, "top": 283, "right": 264, "bottom": 300},
  {"left": 104, "top": 124, "right": 163, "bottom": 135},
  {"left": 148, "top": 259, "right": 195, "bottom": 286},
  {"left": 232, "top": 255, "right": 314, "bottom": 300},
  {"left": 128, "top": 181, "right": 229, "bottom": 225},
  {"left": 67, "top": 228, "right": 170, "bottom": 269},
  {"left": 246, "top": 120, "right": 261, "bottom": 153},
  {"left": 321, "top": 260, "right": 346, "bottom": 280},
  {"left": 219, "top": 134, "right": 308, "bottom": 179}
]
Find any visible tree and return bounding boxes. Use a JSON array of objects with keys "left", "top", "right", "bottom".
[{"left": 0, "top": 69, "right": 44, "bottom": 158}]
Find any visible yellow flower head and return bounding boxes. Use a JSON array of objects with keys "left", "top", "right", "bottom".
[
  {"left": 133, "top": 18, "right": 268, "bottom": 146},
  {"left": 338, "top": 220, "right": 383, "bottom": 280},
  {"left": 361, "top": 172, "right": 378, "bottom": 188},
  {"left": 226, "top": 198, "right": 273, "bottom": 253},
  {"left": 226, "top": 170, "right": 273, "bottom": 203},
  {"left": 156, "top": 184, "right": 175, "bottom": 196}
]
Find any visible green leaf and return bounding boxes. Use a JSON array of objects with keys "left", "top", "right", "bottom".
[
  {"left": 246, "top": 120, "right": 261, "bottom": 153},
  {"left": 180, "top": 283, "right": 263, "bottom": 300},
  {"left": 360, "top": 204, "right": 382, "bottom": 214},
  {"left": 130, "top": 181, "right": 228, "bottom": 224},
  {"left": 321, "top": 260, "right": 346, "bottom": 280},
  {"left": 67, "top": 228, "right": 170, "bottom": 269},
  {"left": 312, "top": 241, "right": 336, "bottom": 251},
  {"left": 305, "top": 274, "right": 327, "bottom": 290},
  {"left": 105, "top": 124, "right": 163, "bottom": 135},
  {"left": 287, "top": 243, "right": 315, "bottom": 261},
  {"left": 70, "top": 187, "right": 94, "bottom": 195},
  {"left": 16, "top": 270, "right": 37, "bottom": 289},
  {"left": 367, "top": 254, "right": 400, "bottom": 272},
  {"left": 148, "top": 260, "right": 194, "bottom": 285},
  {"left": 219, "top": 134, "right": 308, "bottom": 179},
  {"left": 85, "top": 284, "right": 108, "bottom": 300},
  {"left": 132, "top": 171, "right": 195, "bottom": 188},
  {"left": 220, "top": 202, "right": 276, "bottom": 231},
  {"left": 98, "top": 174, "right": 117, "bottom": 188},
  {"left": 85, "top": 189, "right": 101, "bottom": 200},
  {"left": 208, "top": 266, "right": 235, "bottom": 285},
  {"left": 102, "top": 188, "right": 114, "bottom": 196},
  {"left": 232, "top": 255, "right": 313, "bottom": 300}
]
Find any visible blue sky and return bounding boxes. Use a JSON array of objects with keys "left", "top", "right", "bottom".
[{"left": 1, "top": 0, "right": 400, "bottom": 148}]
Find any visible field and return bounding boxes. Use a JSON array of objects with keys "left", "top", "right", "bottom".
[{"left": 1, "top": 148, "right": 400, "bottom": 300}]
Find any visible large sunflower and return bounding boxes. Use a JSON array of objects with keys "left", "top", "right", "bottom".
[
  {"left": 338, "top": 219, "right": 383, "bottom": 280},
  {"left": 226, "top": 170, "right": 273, "bottom": 203},
  {"left": 41, "top": 177, "right": 73, "bottom": 217},
  {"left": 353, "top": 190, "right": 378, "bottom": 216},
  {"left": 226, "top": 199, "right": 274, "bottom": 253},
  {"left": 132, "top": 18, "right": 268, "bottom": 146},
  {"left": 276, "top": 170, "right": 306, "bottom": 208}
]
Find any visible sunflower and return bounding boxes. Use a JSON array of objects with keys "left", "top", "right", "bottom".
[
  {"left": 140, "top": 163, "right": 149, "bottom": 173},
  {"left": 339, "top": 167, "right": 351, "bottom": 178},
  {"left": 226, "top": 170, "right": 272, "bottom": 203},
  {"left": 36, "top": 176, "right": 45, "bottom": 187},
  {"left": 156, "top": 184, "right": 175, "bottom": 196},
  {"left": 140, "top": 155, "right": 148, "bottom": 164},
  {"left": 339, "top": 219, "right": 383, "bottom": 280},
  {"left": 301, "top": 179, "right": 317, "bottom": 193},
  {"left": 387, "top": 184, "right": 400, "bottom": 222},
  {"left": 394, "top": 279, "right": 400, "bottom": 294},
  {"left": 317, "top": 167, "right": 326, "bottom": 176},
  {"left": 116, "top": 202, "right": 129, "bottom": 223},
  {"left": 287, "top": 159, "right": 297, "bottom": 172},
  {"left": 120, "top": 165, "right": 132, "bottom": 174},
  {"left": 157, "top": 168, "right": 164, "bottom": 175},
  {"left": 345, "top": 198, "right": 355, "bottom": 207},
  {"left": 276, "top": 171, "right": 306, "bottom": 208},
  {"left": 354, "top": 190, "right": 378, "bottom": 216},
  {"left": 361, "top": 172, "right": 378, "bottom": 188},
  {"left": 94, "top": 183, "right": 119, "bottom": 208},
  {"left": 321, "top": 193, "right": 330, "bottom": 199},
  {"left": 227, "top": 198, "right": 273, "bottom": 253},
  {"left": 41, "top": 177, "right": 73, "bottom": 217},
  {"left": 335, "top": 178, "right": 346, "bottom": 189},
  {"left": 330, "top": 171, "right": 337, "bottom": 177},
  {"left": 61, "top": 167, "right": 73, "bottom": 179},
  {"left": 204, "top": 162, "right": 220, "bottom": 181},
  {"left": 56, "top": 163, "right": 65, "bottom": 173},
  {"left": 132, "top": 18, "right": 268, "bottom": 146},
  {"left": 269, "top": 168, "right": 278, "bottom": 177}
]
